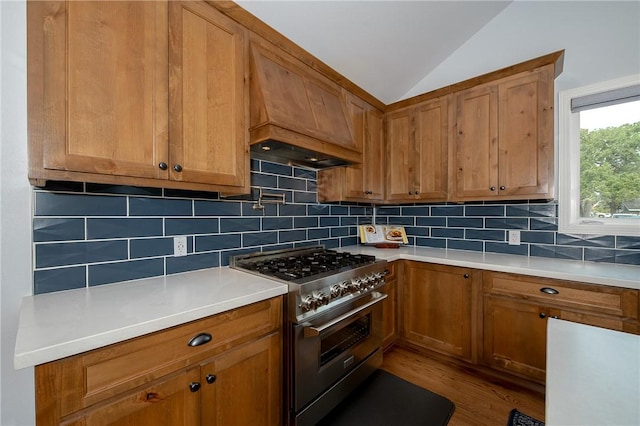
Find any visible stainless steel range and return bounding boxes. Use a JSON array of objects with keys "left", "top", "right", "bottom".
[{"left": 231, "top": 246, "right": 388, "bottom": 426}]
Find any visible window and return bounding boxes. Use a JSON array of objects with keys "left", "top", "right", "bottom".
[{"left": 558, "top": 74, "right": 640, "bottom": 236}]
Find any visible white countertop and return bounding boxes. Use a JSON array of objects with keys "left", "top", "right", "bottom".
[
  {"left": 15, "top": 246, "right": 640, "bottom": 370},
  {"left": 14, "top": 267, "right": 287, "bottom": 370},
  {"left": 546, "top": 319, "right": 640, "bottom": 426},
  {"left": 341, "top": 245, "right": 640, "bottom": 290}
]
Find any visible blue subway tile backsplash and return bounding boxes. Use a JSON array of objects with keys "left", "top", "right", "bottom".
[{"left": 32, "top": 160, "right": 640, "bottom": 295}]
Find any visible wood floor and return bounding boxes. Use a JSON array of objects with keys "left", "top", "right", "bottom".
[{"left": 380, "top": 346, "right": 545, "bottom": 426}]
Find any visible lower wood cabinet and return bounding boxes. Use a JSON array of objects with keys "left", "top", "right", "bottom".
[
  {"left": 482, "top": 272, "right": 639, "bottom": 383},
  {"left": 35, "top": 297, "right": 282, "bottom": 426},
  {"left": 381, "top": 261, "right": 398, "bottom": 349},
  {"left": 400, "top": 261, "right": 481, "bottom": 362}
]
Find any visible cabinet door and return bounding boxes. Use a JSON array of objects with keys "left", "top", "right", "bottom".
[
  {"left": 385, "top": 108, "right": 415, "bottom": 201},
  {"left": 169, "top": 1, "right": 248, "bottom": 189},
  {"left": 414, "top": 97, "right": 449, "bottom": 201},
  {"left": 483, "top": 296, "right": 547, "bottom": 383},
  {"left": 62, "top": 369, "right": 201, "bottom": 426},
  {"left": 343, "top": 96, "right": 384, "bottom": 201},
  {"left": 29, "top": 1, "right": 169, "bottom": 180},
  {"left": 382, "top": 277, "right": 398, "bottom": 349},
  {"left": 498, "top": 67, "right": 553, "bottom": 198},
  {"left": 200, "top": 333, "right": 282, "bottom": 426},
  {"left": 402, "top": 262, "right": 478, "bottom": 361},
  {"left": 453, "top": 84, "right": 499, "bottom": 199}
]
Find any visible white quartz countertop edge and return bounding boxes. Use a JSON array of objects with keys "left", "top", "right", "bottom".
[
  {"left": 15, "top": 246, "right": 640, "bottom": 370},
  {"left": 341, "top": 245, "right": 640, "bottom": 290},
  {"left": 14, "top": 267, "right": 287, "bottom": 370}
]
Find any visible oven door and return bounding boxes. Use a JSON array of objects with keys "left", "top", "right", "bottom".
[{"left": 292, "top": 291, "right": 387, "bottom": 413}]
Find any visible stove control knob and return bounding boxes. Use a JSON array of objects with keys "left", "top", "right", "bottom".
[
  {"left": 350, "top": 278, "right": 363, "bottom": 292},
  {"left": 299, "top": 295, "right": 313, "bottom": 312},
  {"left": 330, "top": 283, "right": 343, "bottom": 299},
  {"left": 313, "top": 291, "right": 330, "bottom": 307}
]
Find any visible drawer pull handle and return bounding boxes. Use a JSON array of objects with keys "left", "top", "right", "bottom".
[
  {"left": 206, "top": 374, "right": 217, "bottom": 384},
  {"left": 146, "top": 392, "right": 161, "bottom": 401},
  {"left": 540, "top": 287, "right": 559, "bottom": 295},
  {"left": 188, "top": 333, "right": 212, "bottom": 347},
  {"left": 189, "top": 382, "right": 201, "bottom": 393}
]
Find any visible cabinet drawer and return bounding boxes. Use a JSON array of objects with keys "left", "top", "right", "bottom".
[
  {"left": 37, "top": 297, "right": 282, "bottom": 418},
  {"left": 484, "top": 272, "right": 638, "bottom": 319}
]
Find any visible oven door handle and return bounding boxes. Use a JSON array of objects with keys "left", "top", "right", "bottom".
[{"left": 303, "top": 292, "right": 387, "bottom": 338}]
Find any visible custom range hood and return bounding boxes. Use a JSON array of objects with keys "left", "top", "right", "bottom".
[{"left": 249, "top": 42, "right": 362, "bottom": 169}]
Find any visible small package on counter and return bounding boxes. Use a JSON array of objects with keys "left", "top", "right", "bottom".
[{"left": 359, "top": 225, "right": 408, "bottom": 245}]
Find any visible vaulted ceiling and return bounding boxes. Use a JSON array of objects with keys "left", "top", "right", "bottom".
[{"left": 236, "top": 0, "right": 513, "bottom": 104}]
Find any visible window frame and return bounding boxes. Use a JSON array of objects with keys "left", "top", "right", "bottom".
[{"left": 558, "top": 74, "right": 640, "bottom": 237}]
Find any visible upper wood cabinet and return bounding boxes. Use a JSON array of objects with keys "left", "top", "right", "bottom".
[
  {"left": 451, "top": 65, "right": 554, "bottom": 201},
  {"left": 27, "top": 1, "right": 250, "bottom": 194},
  {"left": 317, "top": 94, "right": 384, "bottom": 202},
  {"left": 168, "top": 1, "right": 249, "bottom": 189},
  {"left": 385, "top": 97, "right": 449, "bottom": 203}
]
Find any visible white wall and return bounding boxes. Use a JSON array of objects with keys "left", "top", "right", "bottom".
[
  {"left": 404, "top": 1, "right": 640, "bottom": 99},
  {"left": 1, "top": 1, "right": 35, "bottom": 425}
]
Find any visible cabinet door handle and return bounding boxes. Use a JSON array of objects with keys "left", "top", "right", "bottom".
[
  {"left": 187, "top": 333, "right": 212, "bottom": 347},
  {"left": 551, "top": 315, "right": 558, "bottom": 319},
  {"left": 539, "top": 312, "right": 547, "bottom": 319},
  {"left": 408, "top": 191, "right": 414, "bottom": 195},
  {"left": 463, "top": 274, "right": 469, "bottom": 279},
  {"left": 206, "top": 374, "right": 217, "bottom": 384},
  {"left": 499, "top": 185, "right": 506, "bottom": 190},
  {"left": 158, "top": 162, "right": 168, "bottom": 170},
  {"left": 540, "top": 287, "right": 559, "bottom": 295},
  {"left": 490, "top": 186, "right": 496, "bottom": 191},
  {"left": 173, "top": 164, "right": 183, "bottom": 172},
  {"left": 189, "top": 382, "right": 201, "bottom": 393}
]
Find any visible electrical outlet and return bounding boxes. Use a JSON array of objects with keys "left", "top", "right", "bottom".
[
  {"left": 508, "top": 230, "right": 521, "bottom": 246},
  {"left": 174, "top": 236, "right": 188, "bottom": 257}
]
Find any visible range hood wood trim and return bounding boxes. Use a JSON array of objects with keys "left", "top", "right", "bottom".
[
  {"left": 249, "top": 39, "right": 360, "bottom": 164},
  {"left": 250, "top": 124, "right": 362, "bottom": 165}
]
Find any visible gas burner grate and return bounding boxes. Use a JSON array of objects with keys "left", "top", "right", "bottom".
[{"left": 237, "top": 249, "right": 376, "bottom": 281}]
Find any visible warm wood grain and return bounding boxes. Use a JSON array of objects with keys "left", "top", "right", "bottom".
[
  {"left": 203, "top": 1, "right": 385, "bottom": 111},
  {"left": 35, "top": 298, "right": 282, "bottom": 424},
  {"left": 451, "top": 66, "right": 555, "bottom": 201},
  {"left": 385, "top": 107, "right": 414, "bottom": 201},
  {"left": 200, "top": 333, "right": 282, "bottom": 426},
  {"left": 168, "top": 0, "right": 249, "bottom": 189},
  {"left": 401, "top": 262, "right": 481, "bottom": 362},
  {"left": 28, "top": 1, "right": 169, "bottom": 180},
  {"left": 483, "top": 296, "right": 548, "bottom": 383},
  {"left": 414, "top": 96, "right": 449, "bottom": 201},
  {"left": 60, "top": 369, "right": 201, "bottom": 426},
  {"left": 28, "top": 0, "right": 252, "bottom": 194},
  {"left": 381, "top": 346, "right": 546, "bottom": 426},
  {"left": 382, "top": 262, "right": 398, "bottom": 349},
  {"left": 386, "top": 50, "right": 564, "bottom": 111},
  {"left": 453, "top": 83, "right": 499, "bottom": 199},
  {"left": 317, "top": 94, "right": 384, "bottom": 202},
  {"left": 483, "top": 272, "right": 639, "bottom": 383},
  {"left": 384, "top": 97, "right": 449, "bottom": 203},
  {"left": 485, "top": 271, "right": 639, "bottom": 319},
  {"left": 249, "top": 38, "right": 357, "bottom": 154}
]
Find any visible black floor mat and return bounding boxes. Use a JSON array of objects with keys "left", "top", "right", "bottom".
[{"left": 317, "top": 369, "right": 455, "bottom": 426}]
